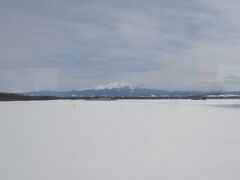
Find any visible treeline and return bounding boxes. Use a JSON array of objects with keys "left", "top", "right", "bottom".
[
  {"left": 0, "top": 92, "right": 60, "bottom": 101},
  {"left": 1, "top": 92, "right": 240, "bottom": 101}
]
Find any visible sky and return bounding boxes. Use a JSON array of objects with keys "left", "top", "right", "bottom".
[{"left": 1, "top": 0, "right": 240, "bottom": 92}]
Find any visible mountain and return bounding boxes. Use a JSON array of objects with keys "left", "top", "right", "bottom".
[
  {"left": 22, "top": 82, "right": 240, "bottom": 98},
  {"left": 94, "top": 82, "right": 134, "bottom": 90}
]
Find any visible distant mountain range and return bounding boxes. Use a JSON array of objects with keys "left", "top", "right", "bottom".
[{"left": 22, "top": 82, "right": 240, "bottom": 99}]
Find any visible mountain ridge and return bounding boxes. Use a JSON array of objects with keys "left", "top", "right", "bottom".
[{"left": 22, "top": 82, "right": 240, "bottom": 98}]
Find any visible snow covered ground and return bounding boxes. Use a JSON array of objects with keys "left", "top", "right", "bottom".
[{"left": 1, "top": 99, "right": 240, "bottom": 180}]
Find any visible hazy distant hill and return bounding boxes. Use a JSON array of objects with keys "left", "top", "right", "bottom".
[{"left": 22, "top": 82, "right": 240, "bottom": 99}]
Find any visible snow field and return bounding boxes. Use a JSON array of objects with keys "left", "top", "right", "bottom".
[{"left": 1, "top": 100, "right": 240, "bottom": 180}]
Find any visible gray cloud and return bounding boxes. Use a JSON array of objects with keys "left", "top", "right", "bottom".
[{"left": 1, "top": 0, "right": 240, "bottom": 91}]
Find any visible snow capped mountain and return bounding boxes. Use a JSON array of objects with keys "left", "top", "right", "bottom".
[
  {"left": 22, "top": 82, "right": 240, "bottom": 98},
  {"left": 94, "top": 82, "right": 134, "bottom": 90}
]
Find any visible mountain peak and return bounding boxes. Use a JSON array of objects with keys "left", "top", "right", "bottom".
[{"left": 95, "top": 82, "right": 134, "bottom": 90}]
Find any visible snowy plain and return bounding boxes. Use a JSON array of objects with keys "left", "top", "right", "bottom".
[{"left": 1, "top": 99, "right": 240, "bottom": 180}]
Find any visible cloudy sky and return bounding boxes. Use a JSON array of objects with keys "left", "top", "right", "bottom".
[{"left": 1, "top": 0, "right": 240, "bottom": 91}]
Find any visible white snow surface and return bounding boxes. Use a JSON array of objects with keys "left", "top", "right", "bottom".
[{"left": 1, "top": 99, "right": 240, "bottom": 180}]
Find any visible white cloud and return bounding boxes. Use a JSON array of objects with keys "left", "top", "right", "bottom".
[{"left": 1, "top": 0, "right": 240, "bottom": 91}]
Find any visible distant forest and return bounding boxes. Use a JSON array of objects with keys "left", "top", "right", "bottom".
[{"left": 2, "top": 92, "right": 240, "bottom": 101}]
